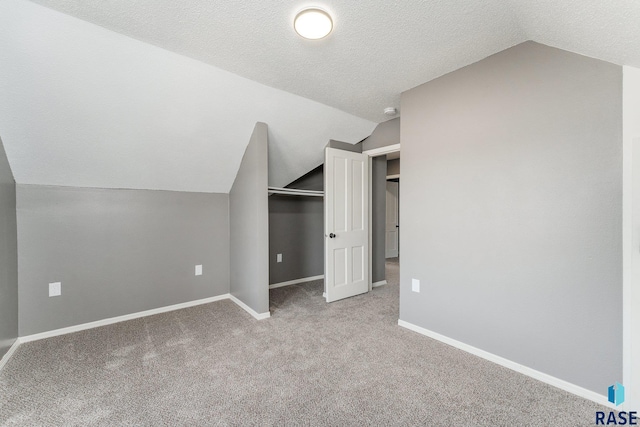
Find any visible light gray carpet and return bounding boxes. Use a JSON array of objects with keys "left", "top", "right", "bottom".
[{"left": 1, "top": 259, "right": 606, "bottom": 426}]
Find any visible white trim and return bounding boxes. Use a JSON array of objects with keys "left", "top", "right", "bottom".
[
  {"left": 623, "top": 65, "right": 640, "bottom": 412},
  {"left": 386, "top": 174, "right": 400, "bottom": 180},
  {"left": 269, "top": 275, "right": 324, "bottom": 289},
  {"left": 0, "top": 339, "right": 21, "bottom": 372},
  {"left": 372, "top": 280, "right": 387, "bottom": 288},
  {"left": 19, "top": 294, "right": 261, "bottom": 343},
  {"left": 397, "top": 319, "right": 614, "bottom": 409},
  {"left": 623, "top": 68, "right": 632, "bottom": 411},
  {"left": 20, "top": 294, "right": 271, "bottom": 343},
  {"left": 368, "top": 155, "right": 373, "bottom": 292},
  {"left": 363, "top": 143, "right": 400, "bottom": 157},
  {"left": 228, "top": 295, "right": 271, "bottom": 320}
]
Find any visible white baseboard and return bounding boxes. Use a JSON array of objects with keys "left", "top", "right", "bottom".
[
  {"left": 269, "top": 275, "right": 324, "bottom": 289},
  {"left": 228, "top": 295, "right": 271, "bottom": 320},
  {"left": 4, "top": 293, "right": 272, "bottom": 369},
  {"left": 397, "top": 319, "right": 613, "bottom": 409},
  {"left": 5, "top": 294, "right": 271, "bottom": 367},
  {"left": 19, "top": 293, "right": 252, "bottom": 343},
  {"left": 0, "top": 339, "right": 21, "bottom": 372},
  {"left": 372, "top": 280, "right": 387, "bottom": 288}
]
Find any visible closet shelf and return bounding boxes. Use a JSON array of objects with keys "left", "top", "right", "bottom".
[{"left": 267, "top": 186, "right": 324, "bottom": 197}]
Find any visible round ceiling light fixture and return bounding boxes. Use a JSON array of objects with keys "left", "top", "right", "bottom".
[
  {"left": 384, "top": 107, "right": 398, "bottom": 116},
  {"left": 294, "top": 8, "right": 333, "bottom": 40}
]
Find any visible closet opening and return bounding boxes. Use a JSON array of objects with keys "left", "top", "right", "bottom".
[
  {"left": 268, "top": 142, "right": 399, "bottom": 314},
  {"left": 268, "top": 165, "right": 325, "bottom": 312}
]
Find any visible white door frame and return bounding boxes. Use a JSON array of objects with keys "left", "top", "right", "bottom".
[
  {"left": 368, "top": 156, "right": 373, "bottom": 291},
  {"left": 363, "top": 143, "right": 401, "bottom": 158},
  {"left": 363, "top": 145, "right": 401, "bottom": 290}
]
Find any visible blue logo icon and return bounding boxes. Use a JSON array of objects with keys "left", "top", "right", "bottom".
[{"left": 608, "top": 382, "right": 625, "bottom": 406}]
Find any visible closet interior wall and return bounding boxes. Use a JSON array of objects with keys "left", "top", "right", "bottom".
[{"left": 268, "top": 165, "right": 325, "bottom": 286}]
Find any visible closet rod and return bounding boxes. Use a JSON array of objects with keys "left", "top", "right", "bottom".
[
  {"left": 268, "top": 187, "right": 324, "bottom": 197},
  {"left": 268, "top": 190, "right": 324, "bottom": 197},
  {"left": 268, "top": 186, "right": 323, "bottom": 194}
]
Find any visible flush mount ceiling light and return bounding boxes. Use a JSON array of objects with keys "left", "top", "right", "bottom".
[
  {"left": 384, "top": 107, "right": 398, "bottom": 116},
  {"left": 294, "top": 8, "right": 333, "bottom": 40}
]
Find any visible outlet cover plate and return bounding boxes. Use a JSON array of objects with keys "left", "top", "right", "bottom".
[
  {"left": 49, "top": 282, "right": 61, "bottom": 297},
  {"left": 412, "top": 278, "right": 420, "bottom": 293},
  {"left": 277, "top": 254, "right": 283, "bottom": 263},
  {"left": 195, "top": 265, "right": 203, "bottom": 276}
]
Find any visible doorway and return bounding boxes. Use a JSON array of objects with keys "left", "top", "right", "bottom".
[
  {"left": 386, "top": 180, "right": 399, "bottom": 259},
  {"left": 385, "top": 151, "right": 400, "bottom": 261},
  {"left": 270, "top": 143, "right": 401, "bottom": 307},
  {"left": 323, "top": 144, "right": 400, "bottom": 302},
  {"left": 362, "top": 145, "right": 400, "bottom": 292}
]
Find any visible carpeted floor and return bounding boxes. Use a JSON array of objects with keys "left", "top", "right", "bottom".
[{"left": 0, "top": 259, "right": 606, "bottom": 426}]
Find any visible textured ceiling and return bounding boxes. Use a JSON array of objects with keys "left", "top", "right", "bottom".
[
  {"left": 26, "top": 0, "right": 528, "bottom": 123},
  {"left": 24, "top": 0, "right": 640, "bottom": 123},
  {"left": 0, "top": 0, "right": 374, "bottom": 193},
  {"left": 3, "top": 0, "right": 640, "bottom": 193},
  {"left": 507, "top": 0, "right": 640, "bottom": 68}
]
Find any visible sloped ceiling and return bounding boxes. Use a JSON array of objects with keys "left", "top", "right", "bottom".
[
  {"left": 0, "top": 0, "right": 375, "bottom": 193},
  {"left": 24, "top": 0, "right": 527, "bottom": 123},
  {"left": 2, "top": 0, "right": 640, "bottom": 193},
  {"left": 24, "top": 0, "right": 640, "bottom": 123},
  {"left": 507, "top": 0, "right": 640, "bottom": 67}
]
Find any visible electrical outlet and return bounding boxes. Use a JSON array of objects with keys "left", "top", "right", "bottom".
[
  {"left": 412, "top": 278, "right": 420, "bottom": 293},
  {"left": 277, "top": 253, "right": 283, "bottom": 263},
  {"left": 195, "top": 265, "right": 203, "bottom": 276},
  {"left": 49, "top": 282, "right": 61, "bottom": 297}
]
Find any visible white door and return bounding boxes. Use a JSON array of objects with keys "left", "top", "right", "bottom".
[
  {"left": 324, "top": 147, "right": 369, "bottom": 302},
  {"left": 386, "top": 181, "right": 399, "bottom": 258}
]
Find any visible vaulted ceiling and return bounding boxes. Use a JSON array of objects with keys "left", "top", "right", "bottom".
[
  {"left": 1, "top": 0, "right": 639, "bottom": 193},
  {"left": 24, "top": 0, "right": 640, "bottom": 122},
  {"left": 0, "top": 0, "right": 374, "bottom": 193}
]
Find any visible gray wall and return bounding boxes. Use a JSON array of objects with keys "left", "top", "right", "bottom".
[
  {"left": 387, "top": 159, "right": 400, "bottom": 176},
  {"left": 230, "top": 123, "right": 270, "bottom": 314},
  {"left": 327, "top": 139, "right": 362, "bottom": 153},
  {"left": 17, "top": 185, "right": 230, "bottom": 336},
  {"left": 269, "top": 166, "right": 324, "bottom": 284},
  {"left": 371, "top": 156, "right": 387, "bottom": 283},
  {"left": 362, "top": 118, "right": 400, "bottom": 151},
  {"left": 0, "top": 137, "right": 18, "bottom": 357},
  {"left": 400, "top": 41, "right": 622, "bottom": 393}
]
